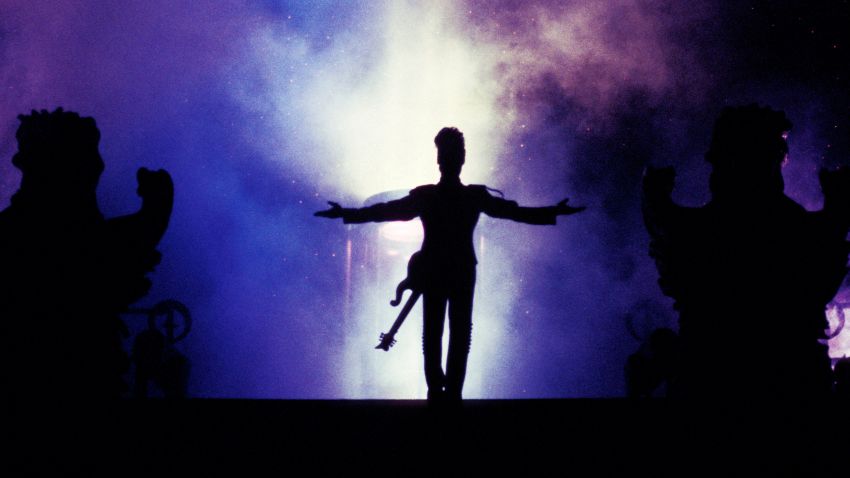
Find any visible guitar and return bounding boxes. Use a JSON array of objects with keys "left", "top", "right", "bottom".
[{"left": 375, "top": 251, "right": 426, "bottom": 351}]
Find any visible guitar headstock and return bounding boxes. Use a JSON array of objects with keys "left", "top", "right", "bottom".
[{"left": 375, "top": 332, "right": 396, "bottom": 351}]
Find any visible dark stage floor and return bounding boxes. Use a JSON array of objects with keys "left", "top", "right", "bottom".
[{"left": 6, "top": 398, "right": 849, "bottom": 475}]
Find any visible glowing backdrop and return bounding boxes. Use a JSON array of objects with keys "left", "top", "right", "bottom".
[{"left": 0, "top": 1, "right": 848, "bottom": 397}]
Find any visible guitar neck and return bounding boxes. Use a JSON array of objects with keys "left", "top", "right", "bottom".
[{"left": 387, "top": 290, "right": 422, "bottom": 336}]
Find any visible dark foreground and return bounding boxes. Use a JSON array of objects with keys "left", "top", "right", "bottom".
[{"left": 6, "top": 398, "right": 849, "bottom": 475}]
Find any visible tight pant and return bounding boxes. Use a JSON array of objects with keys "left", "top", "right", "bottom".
[{"left": 422, "top": 270, "right": 475, "bottom": 400}]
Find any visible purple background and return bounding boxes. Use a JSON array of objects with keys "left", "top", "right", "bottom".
[{"left": 0, "top": 1, "right": 847, "bottom": 397}]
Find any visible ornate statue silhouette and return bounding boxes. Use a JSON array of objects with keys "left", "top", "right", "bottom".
[
  {"left": 643, "top": 105, "right": 850, "bottom": 399},
  {"left": 316, "top": 127, "right": 584, "bottom": 404},
  {"left": 0, "top": 108, "right": 173, "bottom": 400}
]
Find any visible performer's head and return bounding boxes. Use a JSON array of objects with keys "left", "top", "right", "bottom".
[
  {"left": 435, "top": 127, "right": 465, "bottom": 178},
  {"left": 705, "top": 104, "right": 791, "bottom": 201},
  {"left": 13, "top": 108, "right": 104, "bottom": 196}
]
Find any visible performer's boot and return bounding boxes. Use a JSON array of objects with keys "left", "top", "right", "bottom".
[
  {"left": 445, "top": 312, "right": 472, "bottom": 405},
  {"left": 427, "top": 387, "right": 444, "bottom": 404},
  {"left": 424, "top": 354, "right": 445, "bottom": 405},
  {"left": 445, "top": 351, "right": 468, "bottom": 405}
]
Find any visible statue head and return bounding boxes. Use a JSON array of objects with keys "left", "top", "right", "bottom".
[
  {"left": 706, "top": 104, "right": 791, "bottom": 201},
  {"left": 13, "top": 108, "right": 104, "bottom": 198}
]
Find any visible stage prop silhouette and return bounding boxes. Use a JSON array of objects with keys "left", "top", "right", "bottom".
[
  {"left": 126, "top": 299, "right": 191, "bottom": 398},
  {"left": 0, "top": 108, "right": 173, "bottom": 400},
  {"left": 316, "top": 127, "right": 585, "bottom": 404},
  {"left": 643, "top": 105, "right": 850, "bottom": 399},
  {"left": 625, "top": 327, "right": 679, "bottom": 398}
]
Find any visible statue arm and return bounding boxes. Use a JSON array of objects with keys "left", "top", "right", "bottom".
[
  {"left": 107, "top": 168, "right": 174, "bottom": 249},
  {"left": 104, "top": 168, "right": 174, "bottom": 307},
  {"left": 641, "top": 167, "right": 677, "bottom": 236},
  {"left": 808, "top": 168, "right": 850, "bottom": 304},
  {"left": 820, "top": 167, "right": 850, "bottom": 229},
  {"left": 641, "top": 167, "right": 688, "bottom": 302}
]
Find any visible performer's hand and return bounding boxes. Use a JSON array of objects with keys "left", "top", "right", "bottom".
[
  {"left": 314, "top": 201, "right": 344, "bottom": 218},
  {"left": 555, "top": 198, "right": 586, "bottom": 215}
]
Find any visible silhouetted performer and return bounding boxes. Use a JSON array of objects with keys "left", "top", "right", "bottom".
[
  {"left": 316, "top": 127, "right": 584, "bottom": 403},
  {"left": 643, "top": 105, "right": 850, "bottom": 399},
  {"left": 0, "top": 108, "right": 173, "bottom": 400}
]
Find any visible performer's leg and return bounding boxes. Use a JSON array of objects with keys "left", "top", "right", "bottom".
[
  {"left": 422, "top": 291, "right": 447, "bottom": 400},
  {"left": 445, "top": 275, "right": 475, "bottom": 401}
]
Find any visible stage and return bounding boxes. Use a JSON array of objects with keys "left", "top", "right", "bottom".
[{"left": 7, "top": 398, "right": 847, "bottom": 474}]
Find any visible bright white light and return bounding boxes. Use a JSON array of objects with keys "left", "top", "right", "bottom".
[
  {"left": 272, "top": 3, "right": 514, "bottom": 398},
  {"left": 237, "top": 0, "right": 684, "bottom": 398},
  {"left": 342, "top": 245, "right": 426, "bottom": 398},
  {"left": 290, "top": 2, "right": 508, "bottom": 198},
  {"left": 379, "top": 221, "right": 422, "bottom": 243}
]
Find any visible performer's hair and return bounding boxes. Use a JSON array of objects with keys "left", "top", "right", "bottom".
[{"left": 435, "top": 127, "right": 465, "bottom": 166}]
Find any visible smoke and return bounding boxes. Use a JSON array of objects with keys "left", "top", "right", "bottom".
[
  {"left": 0, "top": 0, "right": 709, "bottom": 398},
  {"left": 228, "top": 0, "right": 717, "bottom": 397},
  {"left": 0, "top": 0, "right": 335, "bottom": 397},
  {"left": 0, "top": 1, "right": 844, "bottom": 397},
  {"left": 232, "top": 2, "right": 510, "bottom": 200},
  {"left": 471, "top": 1, "right": 698, "bottom": 111}
]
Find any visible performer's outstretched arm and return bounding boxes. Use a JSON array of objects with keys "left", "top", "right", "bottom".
[
  {"left": 314, "top": 194, "right": 419, "bottom": 223},
  {"left": 481, "top": 188, "right": 585, "bottom": 224}
]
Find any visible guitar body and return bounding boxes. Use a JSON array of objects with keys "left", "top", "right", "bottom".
[
  {"left": 390, "top": 251, "right": 426, "bottom": 306},
  {"left": 376, "top": 251, "right": 427, "bottom": 351}
]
